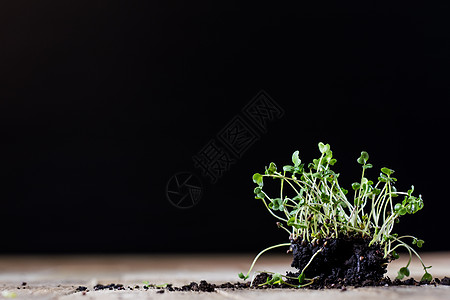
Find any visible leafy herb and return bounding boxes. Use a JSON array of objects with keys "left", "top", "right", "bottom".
[{"left": 239, "top": 142, "right": 431, "bottom": 285}]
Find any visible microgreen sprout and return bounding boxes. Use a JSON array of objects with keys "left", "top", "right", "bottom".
[
  {"left": 240, "top": 142, "right": 431, "bottom": 285},
  {"left": 142, "top": 281, "right": 169, "bottom": 288}
]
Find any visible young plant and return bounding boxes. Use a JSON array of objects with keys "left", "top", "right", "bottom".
[{"left": 239, "top": 142, "right": 431, "bottom": 286}]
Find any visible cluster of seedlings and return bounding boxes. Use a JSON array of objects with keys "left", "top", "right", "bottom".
[
  {"left": 239, "top": 142, "right": 432, "bottom": 288},
  {"left": 69, "top": 143, "right": 447, "bottom": 294}
]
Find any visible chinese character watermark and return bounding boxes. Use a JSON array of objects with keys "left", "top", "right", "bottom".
[{"left": 165, "top": 90, "right": 284, "bottom": 209}]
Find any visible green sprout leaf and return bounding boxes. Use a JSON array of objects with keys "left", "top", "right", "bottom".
[
  {"left": 421, "top": 272, "right": 432, "bottom": 282},
  {"left": 292, "top": 150, "right": 301, "bottom": 167},
  {"left": 312, "top": 159, "right": 320, "bottom": 170},
  {"left": 413, "top": 239, "right": 425, "bottom": 248},
  {"left": 298, "top": 272, "right": 305, "bottom": 284},
  {"left": 254, "top": 187, "right": 265, "bottom": 199},
  {"left": 269, "top": 198, "right": 284, "bottom": 211},
  {"left": 238, "top": 272, "right": 248, "bottom": 280},
  {"left": 266, "top": 273, "right": 283, "bottom": 285},
  {"left": 283, "top": 165, "right": 294, "bottom": 173},
  {"left": 352, "top": 182, "right": 361, "bottom": 190},
  {"left": 357, "top": 151, "right": 369, "bottom": 165},
  {"left": 318, "top": 142, "right": 330, "bottom": 154},
  {"left": 392, "top": 250, "right": 400, "bottom": 259},
  {"left": 397, "top": 267, "right": 410, "bottom": 280},
  {"left": 328, "top": 158, "right": 337, "bottom": 165},
  {"left": 381, "top": 167, "right": 394, "bottom": 176},
  {"left": 325, "top": 150, "right": 333, "bottom": 162},
  {"left": 272, "top": 273, "right": 282, "bottom": 282},
  {"left": 266, "top": 162, "right": 277, "bottom": 175},
  {"left": 253, "top": 173, "right": 263, "bottom": 187},
  {"left": 378, "top": 174, "right": 387, "bottom": 183}
]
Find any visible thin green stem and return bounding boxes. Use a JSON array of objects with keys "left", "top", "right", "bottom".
[
  {"left": 301, "top": 248, "right": 323, "bottom": 275},
  {"left": 242, "top": 243, "right": 291, "bottom": 280},
  {"left": 260, "top": 195, "right": 287, "bottom": 222}
]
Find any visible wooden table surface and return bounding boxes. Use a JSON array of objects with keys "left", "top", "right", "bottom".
[{"left": 0, "top": 252, "right": 449, "bottom": 299}]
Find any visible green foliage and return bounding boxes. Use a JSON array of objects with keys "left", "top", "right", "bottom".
[
  {"left": 357, "top": 151, "right": 369, "bottom": 165},
  {"left": 298, "top": 273, "right": 305, "bottom": 284},
  {"left": 142, "top": 281, "right": 169, "bottom": 288},
  {"left": 292, "top": 150, "right": 301, "bottom": 167},
  {"left": 412, "top": 238, "right": 424, "bottom": 248},
  {"left": 266, "top": 162, "right": 277, "bottom": 175},
  {"left": 397, "top": 267, "right": 410, "bottom": 280},
  {"left": 266, "top": 273, "right": 283, "bottom": 285},
  {"left": 253, "top": 173, "right": 263, "bottom": 186},
  {"left": 391, "top": 250, "right": 400, "bottom": 259},
  {"left": 421, "top": 272, "right": 433, "bottom": 282},
  {"left": 241, "top": 142, "right": 431, "bottom": 285}
]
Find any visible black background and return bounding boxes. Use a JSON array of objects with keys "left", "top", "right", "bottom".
[{"left": 0, "top": 1, "right": 448, "bottom": 253}]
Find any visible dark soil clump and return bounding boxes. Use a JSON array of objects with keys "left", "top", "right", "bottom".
[
  {"left": 177, "top": 281, "right": 215, "bottom": 292},
  {"left": 75, "top": 286, "right": 88, "bottom": 292},
  {"left": 288, "top": 236, "right": 390, "bottom": 287},
  {"left": 440, "top": 277, "right": 450, "bottom": 285},
  {"left": 252, "top": 273, "right": 271, "bottom": 287},
  {"left": 393, "top": 278, "right": 419, "bottom": 286},
  {"left": 93, "top": 283, "right": 125, "bottom": 291}
]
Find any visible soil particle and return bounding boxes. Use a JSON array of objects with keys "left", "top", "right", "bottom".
[
  {"left": 440, "top": 277, "right": 450, "bottom": 285},
  {"left": 183, "top": 282, "right": 199, "bottom": 292},
  {"left": 175, "top": 280, "right": 216, "bottom": 292},
  {"left": 394, "top": 278, "right": 419, "bottom": 286},
  {"left": 217, "top": 281, "right": 250, "bottom": 289},
  {"left": 199, "top": 280, "right": 216, "bottom": 292},
  {"left": 167, "top": 284, "right": 175, "bottom": 292},
  {"left": 93, "top": 283, "right": 124, "bottom": 291},
  {"left": 75, "top": 286, "right": 88, "bottom": 292},
  {"left": 252, "top": 273, "right": 271, "bottom": 287}
]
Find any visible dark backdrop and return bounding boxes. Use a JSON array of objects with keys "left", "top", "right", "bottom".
[{"left": 0, "top": 1, "right": 448, "bottom": 253}]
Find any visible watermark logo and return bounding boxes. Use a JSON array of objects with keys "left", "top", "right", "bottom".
[
  {"left": 166, "top": 172, "right": 203, "bottom": 209},
  {"left": 165, "top": 90, "right": 284, "bottom": 209}
]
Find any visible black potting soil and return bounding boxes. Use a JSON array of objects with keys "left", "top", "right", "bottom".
[
  {"left": 71, "top": 237, "right": 448, "bottom": 293},
  {"left": 440, "top": 277, "right": 450, "bottom": 285},
  {"left": 72, "top": 276, "right": 450, "bottom": 294},
  {"left": 93, "top": 283, "right": 125, "bottom": 291},
  {"left": 288, "top": 236, "right": 390, "bottom": 287}
]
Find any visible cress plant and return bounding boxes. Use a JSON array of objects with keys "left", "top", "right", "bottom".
[{"left": 239, "top": 142, "right": 432, "bottom": 287}]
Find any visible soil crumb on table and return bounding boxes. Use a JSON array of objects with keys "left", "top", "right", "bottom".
[{"left": 73, "top": 275, "right": 450, "bottom": 294}]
